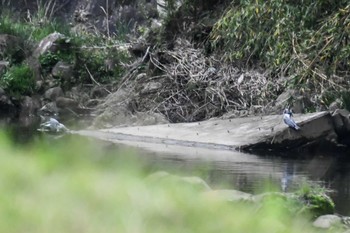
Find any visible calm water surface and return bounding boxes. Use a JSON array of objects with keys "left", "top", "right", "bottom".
[{"left": 131, "top": 143, "right": 350, "bottom": 215}]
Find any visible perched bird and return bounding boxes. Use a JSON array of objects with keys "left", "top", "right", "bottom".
[
  {"left": 283, "top": 109, "right": 300, "bottom": 130},
  {"left": 39, "top": 118, "right": 68, "bottom": 133}
]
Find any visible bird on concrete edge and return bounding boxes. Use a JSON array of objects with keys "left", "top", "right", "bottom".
[{"left": 283, "top": 109, "right": 300, "bottom": 130}]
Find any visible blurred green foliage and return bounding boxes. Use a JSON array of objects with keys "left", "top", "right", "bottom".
[{"left": 0, "top": 133, "right": 336, "bottom": 233}]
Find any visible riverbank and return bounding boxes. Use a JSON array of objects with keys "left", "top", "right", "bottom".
[{"left": 1, "top": 1, "right": 349, "bottom": 129}]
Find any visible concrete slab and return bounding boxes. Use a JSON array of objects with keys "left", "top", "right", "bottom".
[{"left": 74, "top": 111, "right": 332, "bottom": 151}]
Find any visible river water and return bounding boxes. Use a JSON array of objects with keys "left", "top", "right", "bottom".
[
  {"left": 3, "top": 120, "right": 350, "bottom": 215},
  {"left": 130, "top": 142, "right": 350, "bottom": 215}
]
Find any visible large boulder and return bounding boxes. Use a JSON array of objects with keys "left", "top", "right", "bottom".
[
  {"left": 56, "top": 97, "right": 79, "bottom": 110},
  {"left": 332, "top": 109, "right": 350, "bottom": 146},
  {"left": 31, "top": 32, "right": 68, "bottom": 59},
  {"left": 44, "top": 87, "right": 64, "bottom": 101},
  {"left": 313, "top": 215, "right": 342, "bottom": 229},
  {"left": 51, "top": 61, "right": 74, "bottom": 81},
  {"left": 28, "top": 32, "right": 70, "bottom": 80}
]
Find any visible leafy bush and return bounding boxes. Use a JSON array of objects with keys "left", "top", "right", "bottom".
[
  {"left": 297, "top": 181, "right": 335, "bottom": 218},
  {"left": 76, "top": 47, "right": 130, "bottom": 84},
  {"left": 0, "top": 64, "right": 35, "bottom": 97},
  {"left": 39, "top": 49, "right": 76, "bottom": 75}
]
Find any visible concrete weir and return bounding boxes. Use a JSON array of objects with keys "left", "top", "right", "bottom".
[{"left": 75, "top": 110, "right": 350, "bottom": 153}]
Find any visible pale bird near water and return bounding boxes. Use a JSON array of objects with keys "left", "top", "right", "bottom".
[
  {"left": 39, "top": 118, "right": 68, "bottom": 133},
  {"left": 283, "top": 109, "right": 300, "bottom": 130}
]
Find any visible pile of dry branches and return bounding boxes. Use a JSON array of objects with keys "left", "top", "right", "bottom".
[{"left": 124, "top": 39, "right": 282, "bottom": 123}]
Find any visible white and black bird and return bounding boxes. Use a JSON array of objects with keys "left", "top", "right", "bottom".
[
  {"left": 283, "top": 109, "right": 300, "bottom": 130},
  {"left": 39, "top": 118, "right": 68, "bottom": 133}
]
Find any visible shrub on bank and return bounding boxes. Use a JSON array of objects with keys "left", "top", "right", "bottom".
[{"left": 0, "top": 64, "right": 35, "bottom": 97}]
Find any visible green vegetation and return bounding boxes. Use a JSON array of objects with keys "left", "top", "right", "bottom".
[
  {"left": 0, "top": 64, "right": 35, "bottom": 97},
  {"left": 211, "top": 0, "right": 350, "bottom": 88},
  {"left": 76, "top": 47, "right": 130, "bottom": 85},
  {"left": 0, "top": 133, "right": 337, "bottom": 232},
  {"left": 297, "top": 181, "right": 335, "bottom": 217},
  {"left": 0, "top": 7, "right": 131, "bottom": 96},
  {"left": 0, "top": 13, "right": 69, "bottom": 43}
]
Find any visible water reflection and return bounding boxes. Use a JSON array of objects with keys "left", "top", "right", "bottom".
[
  {"left": 124, "top": 142, "right": 350, "bottom": 215},
  {"left": 281, "top": 162, "right": 295, "bottom": 192}
]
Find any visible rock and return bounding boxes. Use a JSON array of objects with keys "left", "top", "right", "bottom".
[
  {"left": 274, "top": 89, "right": 311, "bottom": 114},
  {"left": 332, "top": 109, "right": 350, "bottom": 132},
  {"left": 329, "top": 99, "right": 343, "bottom": 112},
  {"left": 51, "top": 61, "right": 73, "bottom": 81},
  {"left": 146, "top": 171, "right": 211, "bottom": 192},
  {"left": 35, "top": 80, "right": 45, "bottom": 93},
  {"left": 19, "top": 96, "right": 41, "bottom": 117},
  {"left": 44, "top": 87, "right": 64, "bottom": 101},
  {"left": 204, "top": 189, "right": 253, "bottom": 202},
  {"left": 56, "top": 97, "right": 79, "bottom": 110},
  {"left": 90, "top": 86, "right": 110, "bottom": 99},
  {"left": 313, "top": 215, "right": 342, "bottom": 229},
  {"left": 332, "top": 109, "right": 350, "bottom": 146},
  {"left": 31, "top": 32, "right": 67, "bottom": 59},
  {"left": 0, "top": 60, "right": 9, "bottom": 75},
  {"left": 342, "top": 216, "right": 350, "bottom": 228},
  {"left": 39, "top": 102, "right": 59, "bottom": 116},
  {"left": 28, "top": 32, "right": 70, "bottom": 80},
  {"left": 0, "top": 93, "right": 16, "bottom": 117},
  {"left": 0, "top": 34, "right": 24, "bottom": 62}
]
